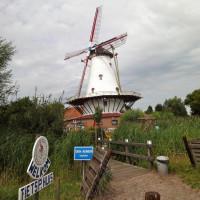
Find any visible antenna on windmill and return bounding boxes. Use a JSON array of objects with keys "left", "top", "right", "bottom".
[{"left": 64, "top": 6, "right": 128, "bottom": 97}]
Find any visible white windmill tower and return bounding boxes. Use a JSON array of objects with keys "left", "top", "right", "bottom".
[{"left": 65, "top": 6, "right": 141, "bottom": 121}]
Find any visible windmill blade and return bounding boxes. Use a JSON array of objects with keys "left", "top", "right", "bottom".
[
  {"left": 93, "top": 33, "right": 128, "bottom": 51},
  {"left": 89, "top": 5, "right": 102, "bottom": 44},
  {"left": 64, "top": 47, "right": 88, "bottom": 60},
  {"left": 77, "top": 55, "right": 90, "bottom": 95},
  {"left": 64, "top": 6, "right": 102, "bottom": 61},
  {"left": 77, "top": 6, "right": 102, "bottom": 96}
]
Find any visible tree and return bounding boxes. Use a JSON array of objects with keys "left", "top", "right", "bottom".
[
  {"left": 0, "top": 96, "right": 64, "bottom": 135},
  {"left": 145, "top": 105, "right": 153, "bottom": 114},
  {"left": 155, "top": 103, "right": 163, "bottom": 112},
  {"left": 92, "top": 106, "right": 103, "bottom": 124},
  {"left": 184, "top": 89, "right": 200, "bottom": 115},
  {"left": 92, "top": 107, "right": 103, "bottom": 146},
  {"left": 163, "top": 96, "right": 187, "bottom": 116},
  {"left": 0, "top": 37, "right": 17, "bottom": 105}
]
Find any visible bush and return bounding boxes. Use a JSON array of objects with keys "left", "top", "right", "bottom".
[
  {"left": 163, "top": 96, "right": 187, "bottom": 116},
  {"left": 52, "top": 130, "right": 93, "bottom": 171},
  {"left": 120, "top": 109, "right": 145, "bottom": 123},
  {"left": 150, "top": 111, "right": 174, "bottom": 119},
  {"left": 0, "top": 95, "right": 64, "bottom": 179}
]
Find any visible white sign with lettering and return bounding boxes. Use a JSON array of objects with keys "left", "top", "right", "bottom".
[
  {"left": 18, "top": 136, "right": 53, "bottom": 200},
  {"left": 18, "top": 172, "right": 53, "bottom": 200}
]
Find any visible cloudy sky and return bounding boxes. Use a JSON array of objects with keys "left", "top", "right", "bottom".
[{"left": 1, "top": 0, "right": 200, "bottom": 111}]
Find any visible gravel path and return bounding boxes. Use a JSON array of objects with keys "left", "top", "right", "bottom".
[{"left": 96, "top": 169, "right": 200, "bottom": 200}]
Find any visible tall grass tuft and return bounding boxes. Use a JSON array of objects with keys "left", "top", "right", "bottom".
[{"left": 111, "top": 116, "right": 200, "bottom": 169}]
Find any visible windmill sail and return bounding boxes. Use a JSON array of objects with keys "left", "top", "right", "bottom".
[
  {"left": 64, "top": 6, "right": 127, "bottom": 97},
  {"left": 90, "top": 5, "right": 102, "bottom": 44},
  {"left": 77, "top": 6, "right": 102, "bottom": 96},
  {"left": 94, "top": 33, "right": 127, "bottom": 51},
  {"left": 64, "top": 47, "right": 88, "bottom": 60}
]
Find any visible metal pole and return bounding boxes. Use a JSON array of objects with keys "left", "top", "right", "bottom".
[
  {"left": 82, "top": 161, "right": 85, "bottom": 180},
  {"left": 34, "top": 135, "right": 40, "bottom": 200}
]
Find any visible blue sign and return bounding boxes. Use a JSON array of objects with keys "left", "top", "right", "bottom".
[{"left": 74, "top": 146, "right": 94, "bottom": 161}]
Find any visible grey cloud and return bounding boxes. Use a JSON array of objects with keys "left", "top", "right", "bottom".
[{"left": 1, "top": 0, "right": 200, "bottom": 110}]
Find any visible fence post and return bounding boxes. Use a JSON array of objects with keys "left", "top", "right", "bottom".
[
  {"left": 34, "top": 193, "right": 39, "bottom": 200},
  {"left": 183, "top": 135, "right": 196, "bottom": 168},
  {"left": 95, "top": 125, "right": 97, "bottom": 147},
  {"left": 125, "top": 139, "right": 130, "bottom": 164},
  {"left": 57, "top": 177, "right": 60, "bottom": 200},
  {"left": 101, "top": 125, "right": 103, "bottom": 146},
  {"left": 145, "top": 191, "right": 160, "bottom": 200},
  {"left": 109, "top": 138, "right": 112, "bottom": 149},
  {"left": 147, "top": 140, "right": 153, "bottom": 169},
  {"left": 98, "top": 137, "right": 101, "bottom": 148}
]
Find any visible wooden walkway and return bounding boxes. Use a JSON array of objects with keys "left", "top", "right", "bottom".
[
  {"left": 99, "top": 159, "right": 200, "bottom": 200},
  {"left": 108, "top": 159, "right": 150, "bottom": 180}
]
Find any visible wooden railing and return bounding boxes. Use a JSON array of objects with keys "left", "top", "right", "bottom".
[{"left": 97, "top": 139, "right": 154, "bottom": 169}]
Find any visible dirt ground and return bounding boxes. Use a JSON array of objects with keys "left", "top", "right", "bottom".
[{"left": 96, "top": 170, "right": 200, "bottom": 200}]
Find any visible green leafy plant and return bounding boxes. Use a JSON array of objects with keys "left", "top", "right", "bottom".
[{"left": 120, "top": 109, "right": 144, "bottom": 123}]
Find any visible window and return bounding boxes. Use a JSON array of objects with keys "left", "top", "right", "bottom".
[
  {"left": 91, "top": 88, "right": 95, "bottom": 93},
  {"left": 112, "top": 120, "right": 118, "bottom": 125},
  {"left": 116, "top": 87, "right": 119, "bottom": 94},
  {"left": 103, "top": 100, "right": 107, "bottom": 106},
  {"left": 77, "top": 122, "right": 84, "bottom": 128},
  {"left": 99, "top": 74, "right": 103, "bottom": 80}
]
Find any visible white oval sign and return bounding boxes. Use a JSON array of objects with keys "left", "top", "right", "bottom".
[
  {"left": 27, "top": 136, "right": 51, "bottom": 179},
  {"left": 32, "top": 136, "right": 49, "bottom": 166}
]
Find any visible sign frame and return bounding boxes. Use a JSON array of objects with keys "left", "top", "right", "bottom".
[{"left": 74, "top": 146, "right": 94, "bottom": 161}]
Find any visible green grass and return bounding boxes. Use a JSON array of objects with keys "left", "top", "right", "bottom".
[
  {"left": 0, "top": 129, "right": 93, "bottom": 199},
  {"left": 169, "top": 154, "right": 200, "bottom": 188},
  {"left": 0, "top": 170, "right": 84, "bottom": 200},
  {"left": 1, "top": 114, "right": 200, "bottom": 198},
  {"left": 111, "top": 116, "right": 200, "bottom": 188}
]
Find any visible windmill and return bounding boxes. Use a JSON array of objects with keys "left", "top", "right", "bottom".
[
  {"left": 65, "top": 6, "right": 141, "bottom": 118},
  {"left": 65, "top": 6, "right": 127, "bottom": 96}
]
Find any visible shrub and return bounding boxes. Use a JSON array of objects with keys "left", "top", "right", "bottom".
[
  {"left": 52, "top": 130, "right": 93, "bottom": 171},
  {"left": 150, "top": 111, "right": 174, "bottom": 119},
  {"left": 120, "top": 109, "right": 145, "bottom": 123}
]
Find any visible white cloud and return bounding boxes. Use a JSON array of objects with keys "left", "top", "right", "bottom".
[{"left": 1, "top": 0, "right": 200, "bottom": 110}]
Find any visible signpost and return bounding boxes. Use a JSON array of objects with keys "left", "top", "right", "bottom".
[
  {"left": 18, "top": 136, "right": 53, "bottom": 200},
  {"left": 74, "top": 146, "right": 93, "bottom": 179}
]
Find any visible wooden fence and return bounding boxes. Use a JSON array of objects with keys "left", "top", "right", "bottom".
[
  {"left": 97, "top": 139, "right": 154, "bottom": 169},
  {"left": 183, "top": 135, "right": 200, "bottom": 168},
  {"left": 81, "top": 147, "right": 112, "bottom": 200}
]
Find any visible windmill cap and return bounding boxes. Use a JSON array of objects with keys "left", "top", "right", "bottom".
[{"left": 90, "top": 47, "right": 113, "bottom": 58}]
